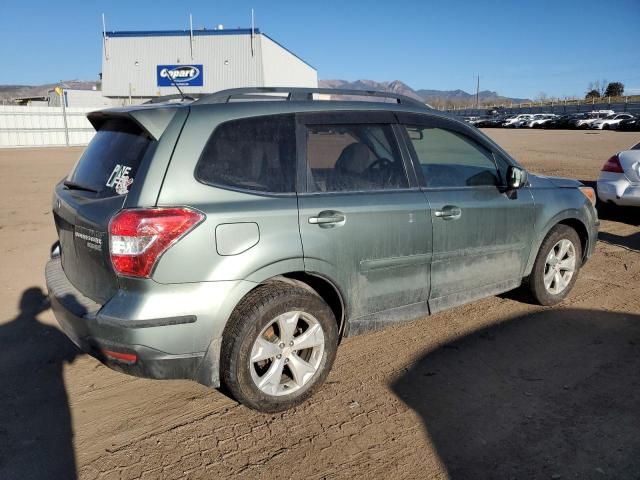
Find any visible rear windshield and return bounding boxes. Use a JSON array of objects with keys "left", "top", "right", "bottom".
[{"left": 66, "top": 120, "right": 156, "bottom": 196}]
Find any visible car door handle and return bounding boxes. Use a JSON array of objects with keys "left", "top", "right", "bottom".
[
  {"left": 308, "top": 211, "right": 345, "bottom": 226},
  {"left": 434, "top": 206, "right": 462, "bottom": 220}
]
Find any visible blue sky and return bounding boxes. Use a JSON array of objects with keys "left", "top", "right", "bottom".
[{"left": 1, "top": 0, "right": 639, "bottom": 98}]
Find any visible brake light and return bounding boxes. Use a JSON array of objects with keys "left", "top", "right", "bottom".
[
  {"left": 109, "top": 207, "right": 204, "bottom": 278},
  {"left": 601, "top": 154, "right": 624, "bottom": 173}
]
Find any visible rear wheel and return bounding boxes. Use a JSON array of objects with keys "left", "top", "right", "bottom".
[
  {"left": 528, "top": 225, "right": 582, "bottom": 306},
  {"left": 220, "top": 282, "right": 338, "bottom": 412}
]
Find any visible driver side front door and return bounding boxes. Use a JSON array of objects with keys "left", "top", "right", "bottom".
[{"left": 296, "top": 112, "right": 433, "bottom": 334}]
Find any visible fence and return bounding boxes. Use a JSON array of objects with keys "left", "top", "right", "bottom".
[
  {"left": 445, "top": 100, "right": 640, "bottom": 118},
  {"left": 0, "top": 105, "right": 96, "bottom": 148}
]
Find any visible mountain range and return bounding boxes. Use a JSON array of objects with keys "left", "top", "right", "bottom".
[
  {"left": 319, "top": 79, "right": 531, "bottom": 105},
  {"left": 0, "top": 81, "right": 97, "bottom": 101}
]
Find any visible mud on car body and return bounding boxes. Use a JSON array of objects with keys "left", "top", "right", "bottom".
[{"left": 46, "top": 88, "right": 599, "bottom": 412}]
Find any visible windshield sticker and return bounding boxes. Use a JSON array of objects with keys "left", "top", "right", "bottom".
[
  {"left": 114, "top": 175, "right": 133, "bottom": 195},
  {"left": 106, "top": 164, "right": 134, "bottom": 195}
]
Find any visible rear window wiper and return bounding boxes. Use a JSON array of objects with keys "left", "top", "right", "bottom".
[{"left": 63, "top": 180, "right": 99, "bottom": 193}]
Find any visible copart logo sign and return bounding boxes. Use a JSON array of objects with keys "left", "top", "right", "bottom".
[{"left": 157, "top": 64, "right": 203, "bottom": 87}]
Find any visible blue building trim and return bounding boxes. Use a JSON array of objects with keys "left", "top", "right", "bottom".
[{"left": 106, "top": 28, "right": 260, "bottom": 38}]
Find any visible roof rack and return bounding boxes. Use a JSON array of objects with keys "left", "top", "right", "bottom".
[{"left": 192, "top": 87, "right": 428, "bottom": 109}]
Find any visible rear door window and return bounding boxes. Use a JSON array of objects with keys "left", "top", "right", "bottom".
[
  {"left": 67, "top": 120, "right": 156, "bottom": 197},
  {"left": 195, "top": 114, "right": 296, "bottom": 193}
]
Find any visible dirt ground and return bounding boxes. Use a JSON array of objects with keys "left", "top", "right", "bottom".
[{"left": 0, "top": 129, "right": 639, "bottom": 480}]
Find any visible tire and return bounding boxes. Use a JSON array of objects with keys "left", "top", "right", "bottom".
[
  {"left": 528, "top": 225, "right": 582, "bottom": 306},
  {"left": 220, "top": 282, "right": 338, "bottom": 412}
]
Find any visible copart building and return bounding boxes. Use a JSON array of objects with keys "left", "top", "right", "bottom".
[{"left": 101, "top": 27, "right": 318, "bottom": 103}]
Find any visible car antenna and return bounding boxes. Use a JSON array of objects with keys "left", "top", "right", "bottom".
[{"left": 164, "top": 70, "right": 192, "bottom": 101}]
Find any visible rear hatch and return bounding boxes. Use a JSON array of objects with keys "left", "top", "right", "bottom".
[{"left": 53, "top": 118, "right": 158, "bottom": 304}]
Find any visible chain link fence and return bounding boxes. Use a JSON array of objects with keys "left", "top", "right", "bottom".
[{"left": 444, "top": 99, "right": 640, "bottom": 118}]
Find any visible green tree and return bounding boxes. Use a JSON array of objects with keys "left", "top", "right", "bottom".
[
  {"left": 585, "top": 89, "right": 600, "bottom": 99},
  {"left": 604, "top": 82, "right": 624, "bottom": 97}
]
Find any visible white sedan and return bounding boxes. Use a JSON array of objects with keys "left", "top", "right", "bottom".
[
  {"left": 527, "top": 114, "right": 559, "bottom": 128},
  {"left": 590, "top": 113, "right": 635, "bottom": 130},
  {"left": 597, "top": 142, "right": 640, "bottom": 206},
  {"left": 573, "top": 110, "right": 614, "bottom": 128},
  {"left": 503, "top": 114, "right": 534, "bottom": 127}
]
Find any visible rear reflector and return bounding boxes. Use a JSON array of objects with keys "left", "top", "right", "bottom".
[
  {"left": 601, "top": 154, "right": 624, "bottom": 173},
  {"left": 101, "top": 349, "right": 137, "bottom": 364},
  {"left": 109, "top": 207, "right": 204, "bottom": 278}
]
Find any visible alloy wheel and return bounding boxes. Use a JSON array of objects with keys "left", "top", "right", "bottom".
[{"left": 249, "top": 311, "right": 325, "bottom": 396}]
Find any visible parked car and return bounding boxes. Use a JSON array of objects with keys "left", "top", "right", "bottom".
[
  {"left": 503, "top": 114, "right": 534, "bottom": 127},
  {"left": 571, "top": 110, "right": 615, "bottom": 129},
  {"left": 616, "top": 115, "right": 640, "bottom": 131},
  {"left": 597, "top": 141, "right": 640, "bottom": 207},
  {"left": 472, "top": 115, "right": 510, "bottom": 128},
  {"left": 542, "top": 114, "right": 580, "bottom": 129},
  {"left": 590, "top": 113, "right": 635, "bottom": 130},
  {"left": 527, "top": 114, "right": 560, "bottom": 128},
  {"left": 462, "top": 116, "right": 480, "bottom": 123},
  {"left": 513, "top": 113, "right": 555, "bottom": 128},
  {"left": 467, "top": 116, "right": 492, "bottom": 126},
  {"left": 46, "top": 87, "right": 599, "bottom": 412}
]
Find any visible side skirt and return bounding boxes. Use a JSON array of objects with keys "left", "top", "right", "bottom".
[{"left": 345, "top": 278, "right": 522, "bottom": 337}]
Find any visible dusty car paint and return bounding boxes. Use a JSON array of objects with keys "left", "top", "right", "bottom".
[{"left": 46, "top": 96, "right": 599, "bottom": 389}]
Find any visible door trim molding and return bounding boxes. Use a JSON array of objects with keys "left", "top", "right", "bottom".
[{"left": 359, "top": 253, "right": 432, "bottom": 272}]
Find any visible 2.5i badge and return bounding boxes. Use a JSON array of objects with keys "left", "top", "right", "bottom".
[{"left": 106, "top": 164, "right": 134, "bottom": 195}]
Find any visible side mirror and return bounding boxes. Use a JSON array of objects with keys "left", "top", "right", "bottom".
[{"left": 507, "top": 165, "right": 528, "bottom": 189}]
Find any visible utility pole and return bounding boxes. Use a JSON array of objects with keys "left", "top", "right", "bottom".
[
  {"left": 58, "top": 81, "right": 69, "bottom": 147},
  {"left": 250, "top": 9, "right": 255, "bottom": 57},
  {"left": 475, "top": 75, "right": 480, "bottom": 109}
]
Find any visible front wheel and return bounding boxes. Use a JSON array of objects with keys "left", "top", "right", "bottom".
[
  {"left": 220, "top": 282, "right": 338, "bottom": 412},
  {"left": 528, "top": 225, "right": 582, "bottom": 306}
]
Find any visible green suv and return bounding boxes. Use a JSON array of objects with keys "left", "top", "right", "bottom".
[{"left": 46, "top": 88, "right": 598, "bottom": 412}]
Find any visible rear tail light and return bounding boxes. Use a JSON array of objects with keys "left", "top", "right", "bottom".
[
  {"left": 109, "top": 207, "right": 204, "bottom": 278},
  {"left": 601, "top": 154, "right": 624, "bottom": 173}
]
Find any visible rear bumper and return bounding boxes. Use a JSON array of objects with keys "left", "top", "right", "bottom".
[
  {"left": 45, "top": 256, "right": 216, "bottom": 386},
  {"left": 597, "top": 175, "right": 640, "bottom": 207}
]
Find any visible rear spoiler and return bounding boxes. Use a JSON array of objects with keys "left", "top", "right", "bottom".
[{"left": 87, "top": 105, "right": 183, "bottom": 140}]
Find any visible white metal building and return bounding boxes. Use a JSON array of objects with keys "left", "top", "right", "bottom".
[{"left": 101, "top": 27, "right": 318, "bottom": 101}]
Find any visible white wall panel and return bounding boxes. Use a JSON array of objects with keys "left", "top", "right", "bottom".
[{"left": 0, "top": 106, "right": 95, "bottom": 148}]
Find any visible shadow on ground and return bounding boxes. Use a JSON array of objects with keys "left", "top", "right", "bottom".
[
  {"left": 0, "top": 287, "right": 81, "bottom": 479},
  {"left": 392, "top": 308, "right": 640, "bottom": 479},
  {"left": 598, "top": 230, "right": 640, "bottom": 252}
]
